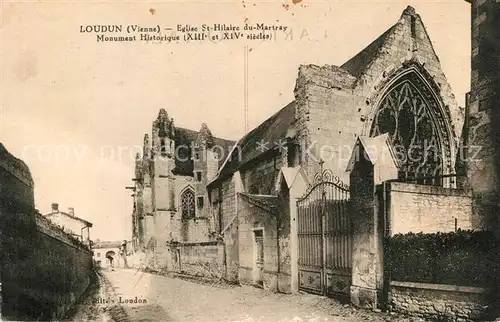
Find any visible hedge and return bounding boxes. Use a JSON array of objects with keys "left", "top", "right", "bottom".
[{"left": 388, "top": 229, "right": 500, "bottom": 287}]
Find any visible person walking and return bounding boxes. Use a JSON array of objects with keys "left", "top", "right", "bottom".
[{"left": 106, "top": 254, "right": 115, "bottom": 271}]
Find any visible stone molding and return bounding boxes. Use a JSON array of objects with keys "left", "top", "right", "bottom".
[{"left": 391, "top": 281, "right": 486, "bottom": 294}]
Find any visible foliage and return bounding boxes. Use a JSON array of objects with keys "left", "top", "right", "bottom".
[
  {"left": 388, "top": 229, "right": 500, "bottom": 287},
  {"left": 33, "top": 210, "right": 91, "bottom": 251}
]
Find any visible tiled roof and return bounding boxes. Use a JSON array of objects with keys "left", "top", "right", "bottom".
[
  {"left": 341, "top": 24, "right": 397, "bottom": 78},
  {"left": 239, "top": 193, "right": 280, "bottom": 213},
  {"left": 215, "top": 101, "right": 296, "bottom": 180},
  {"left": 172, "top": 127, "right": 236, "bottom": 176},
  {"left": 45, "top": 211, "right": 93, "bottom": 227}
]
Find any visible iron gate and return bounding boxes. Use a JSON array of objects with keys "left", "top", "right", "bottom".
[{"left": 297, "top": 169, "right": 352, "bottom": 297}]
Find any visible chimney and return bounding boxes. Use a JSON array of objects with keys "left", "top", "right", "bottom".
[
  {"left": 51, "top": 203, "right": 59, "bottom": 212},
  {"left": 68, "top": 207, "right": 75, "bottom": 217}
]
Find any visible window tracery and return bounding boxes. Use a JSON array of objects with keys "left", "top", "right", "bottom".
[
  {"left": 181, "top": 188, "right": 196, "bottom": 220},
  {"left": 371, "top": 80, "right": 443, "bottom": 184}
]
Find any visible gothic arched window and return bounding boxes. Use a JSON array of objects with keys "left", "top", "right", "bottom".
[
  {"left": 181, "top": 188, "right": 195, "bottom": 220},
  {"left": 371, "top": 79, "right": 444, "bottom": 184}
]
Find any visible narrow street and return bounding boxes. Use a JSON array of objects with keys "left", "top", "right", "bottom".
[{"left": 68, "top": 268, "right": 423, "bottom": 322}]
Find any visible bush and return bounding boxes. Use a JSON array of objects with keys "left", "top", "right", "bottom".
[{"left": 388, "top": 229, "right": 500, "bottom": 287}]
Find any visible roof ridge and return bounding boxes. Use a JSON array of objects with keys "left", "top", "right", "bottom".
[
  {"left": 340, "top": 6, "right": 432, "bottom": 81},
  {"left": 241, "top": 101, "right": 295, "bottom": 141},
  {"left": 46, "top": 211, "right": 93, "bottom": 226},
  {"left": 208, "top": 101, "right": 296, "bottom": 185},
  {"left": 176, "top": 126, "right": 236, "bottom": 144},
  {"left": 341, "top": 23, "right": 397, "bottom": 78}
]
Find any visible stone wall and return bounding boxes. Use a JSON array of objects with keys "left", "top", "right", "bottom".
[
  {"left": 350, "top": 6, "right": 462, "bottom": 141},
  {"left": 388, "top": 182, "right": 476, "bottom": 234},
  {"left": 237, "top": 194, "right": 292, "bottom": 293},
  {"left": 168, "top": 241, "right": 224, "bottom": 279},
  {"left": 1, "top": 207, "right": 93, "bottom": 321},
  {"left": 0, "top": 145, "right": 34, "bottom": 210},
  {"left": 218, "top": 177, "right": 239, "bottom": 282},
  {"left": 293, "top": 7, "right": 463, "bottom": 184},
  {"left": 220, "top": 177, "right": 236, "bottom": 230},
  {"left": 294, "top": 64, "right": 360, "bottom": 183},
  {"left": 0, "top": 144, "right": 93, "bottom": 320},
  {"left": 241, "top": 152, "right": 283, "bottom": 195},
  {"left": 466, "top": 0, "right": 500, "bottom": 230},
  {"left": 390, "top": 281, "right": 486, "bottom": 321}
]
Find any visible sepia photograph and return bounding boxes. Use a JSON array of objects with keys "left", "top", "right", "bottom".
[{"left": 1, "top": 0, "right": 500, "bottom": 321}]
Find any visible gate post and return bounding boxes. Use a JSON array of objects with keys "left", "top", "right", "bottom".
[
  {"left": 346, "top": 135, "right": 398, "bottom": 309},
  {"left": 320, "top": 188, "right": 327, "bottom": 296}
]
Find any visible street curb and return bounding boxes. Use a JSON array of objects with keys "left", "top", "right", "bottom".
[
  {"left": 99, "top": 272, "right": 131, "bottom": 322},
  {"left": 135, "top": 267, "right": 240, "bottom": 289}
]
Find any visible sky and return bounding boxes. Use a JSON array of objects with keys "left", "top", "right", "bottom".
[{"left": 0, "top": 0, "right": 471, "bottom": 241}]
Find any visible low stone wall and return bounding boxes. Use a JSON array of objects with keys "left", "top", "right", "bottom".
[
  {"left": 389, "top": 182, "right": 475, "bottom": 234},
  {"left": 1, "top": 208, "right": 94, "bottom": 320},
  {"left": 390, "top": 281, "right": 487, "bottom": 321},
  {"left": 168, "top": 241, "right": 224, "bottom": 279}
]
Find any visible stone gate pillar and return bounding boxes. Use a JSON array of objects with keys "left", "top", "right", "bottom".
[{"left": 346, "top": 135, "right": 398, "bottom": 309}]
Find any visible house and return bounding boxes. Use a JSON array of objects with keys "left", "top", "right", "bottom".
[
  {"left": 129, "top": 109, "right": 235, "bottom": 267},
  {"left": 206, "top": 6, "right": 465, "bottom": 294},
  {"left": 44, "top": 203, "right": 92, "bottom": 243},
  {"left": 92, "top": 240, "right": 126, "bottom": 268}
]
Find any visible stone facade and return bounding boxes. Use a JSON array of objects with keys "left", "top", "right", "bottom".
[
  {"left": 241, "top": 151, "right": 284, "bottom": 195},
  {"left": 237, "top": 192, "right": 291, "bottom": 292},
  {"left": 389, "top": 182, "right": 475, "bottom": 234},
  {"left": 206, "top": 6, "right": 463, "bottom": 296},
  {"left": 294, "top": 6, "right": 463, "bottom": 185},
  {"left": 465, "top": 0, "right": 500, "bottom": 231},
  {"left": 92, "top": 240, "right": 125, "bottom": 269},
  {"left": 130, "top": 109, "right": 235, "bottom": 270}
]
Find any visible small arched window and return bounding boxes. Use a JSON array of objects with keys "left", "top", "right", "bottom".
[
  {"left": 181, "top": 188, "right": 196, "bottom": 220},
  {"left": 160, "top": 139, "right": 166, "bottom": 156}
]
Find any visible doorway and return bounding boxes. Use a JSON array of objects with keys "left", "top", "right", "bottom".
[
  {"left": 105, "top": 250, "right": 116, "bottom": 270},
  {"left": 253, "top": 229, "right": 264, "bottom": 286}
]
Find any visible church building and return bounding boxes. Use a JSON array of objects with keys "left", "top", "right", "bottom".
[
  {"left": 206, "top": 6, "right": 466, "bottom": 290},
  {"left": 130, "top": 109, "right": 235, "bottom": 256}
]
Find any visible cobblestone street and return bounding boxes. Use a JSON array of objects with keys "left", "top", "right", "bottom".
[{"left": 66, "top": 268, "right": 424, "bottom": 322}]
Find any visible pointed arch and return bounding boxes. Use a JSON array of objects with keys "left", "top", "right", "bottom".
[
  {"left": 180, "top": 185, "right": 196, "bottom": 220},
  {"left": 367, "top": 64, "right": 455, "bottom": 185}
]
